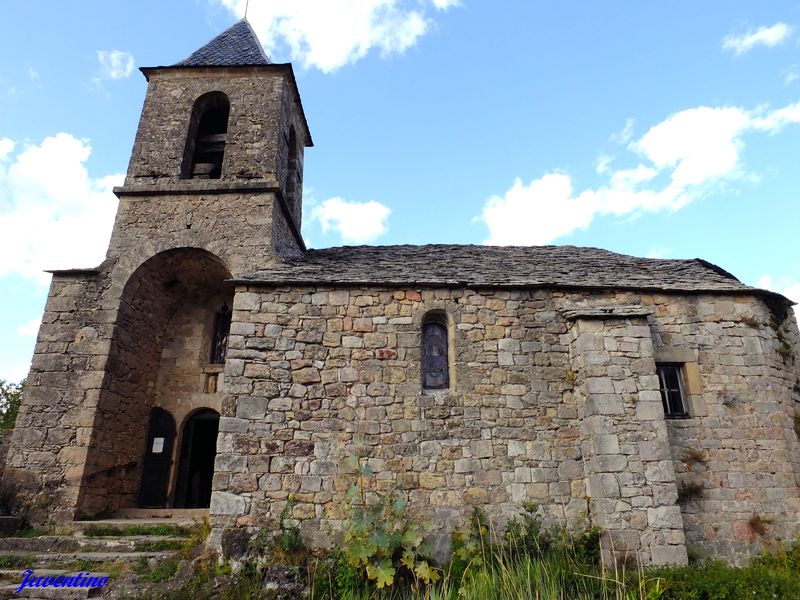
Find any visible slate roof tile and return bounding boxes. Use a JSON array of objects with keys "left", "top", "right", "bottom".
[
  {"left": 175, "top": 19, "right": 270, "bottom": 67},
  {"left": 238, "top": 244, "right": 771, "bottom": 297}
]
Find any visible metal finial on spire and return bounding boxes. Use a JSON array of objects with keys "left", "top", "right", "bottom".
[{"left": 244, "top": 0, "right": 250, "bottom": 18}]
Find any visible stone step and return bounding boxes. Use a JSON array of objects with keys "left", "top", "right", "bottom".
[
  {"left": 0, "top": 550, "right": 171, "bottom": 569},
  {"left": 71, "top": 518, "right": 195, "bottom": 536},
  {"left": 116, "top": 508, "right": 208, "bottom": 520},
  {"left": 0, "top": 571, "right": 108, "bottom": 599},
  {"left": 0, "top": 535, "right": 184, "bottom": 553}
]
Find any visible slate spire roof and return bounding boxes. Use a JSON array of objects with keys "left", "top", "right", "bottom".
[{"left": 175, "top": 19, "right": 270, "bottom": 67}]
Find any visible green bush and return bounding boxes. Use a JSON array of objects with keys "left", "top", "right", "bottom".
[{"left": 0, "top": 379, "right": 24, "bottom": 431}]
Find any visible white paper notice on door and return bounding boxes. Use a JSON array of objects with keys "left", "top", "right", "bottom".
[{"left": 152, "top": 437, "right": 165, "bottom": 454}]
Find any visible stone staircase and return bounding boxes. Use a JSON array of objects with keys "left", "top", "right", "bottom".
[{"left": 0, "top": 510, "right": 206, "bottom": 599}]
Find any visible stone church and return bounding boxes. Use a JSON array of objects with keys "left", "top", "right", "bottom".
[{"left": 4, "top": 20, "right": 799, "bottom": 566}]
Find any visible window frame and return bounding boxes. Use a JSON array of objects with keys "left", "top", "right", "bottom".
[
  {"left": 421, "top": 313, "right": 450, "bottom": 390},
  {"left": 656, "top": 363, "right": 689, "bottom": 419},
  {"left": 209, "top": 304, "right": 231, "bottom": 365}
]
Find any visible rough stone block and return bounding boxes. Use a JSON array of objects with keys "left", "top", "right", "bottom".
[
  {"left": 650, "top": 545, "right": 688, "bottom": 566},
  {"left": 592, "top": 434, "right": 621, "bottom": 455},
  {"left": 236, "top": 397, "right": 267, "bottom": 420},
  {"left": 212, "top": 492, "right": 247, "bottom": 515},
  {"left": 587, "top": 395, "right": 624, "bottom": 415},
  {"left": 647, "top": 506, "right": 684, "bottom": 529},
  {"left": 470, "top": 440, "right": 493, "bottom": 458}
]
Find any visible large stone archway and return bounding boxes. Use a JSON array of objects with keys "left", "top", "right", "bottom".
[{"left": 76, "top": 248, "right": 232, "bottom": 517}]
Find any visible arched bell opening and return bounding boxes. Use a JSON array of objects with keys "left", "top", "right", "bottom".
[
  {"left": 181, "top": 91, "right": 231, "bottom": 180},
  {"left": 76, "top": 248, "right": 232, "bottom": 517}
]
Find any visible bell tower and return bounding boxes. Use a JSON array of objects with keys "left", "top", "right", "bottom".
[
  {"left": 110, "top": 19, "right": 312, "bottom": 273},
  {"left": 2, "top": 20, "right": 313, "bottom": 524}
]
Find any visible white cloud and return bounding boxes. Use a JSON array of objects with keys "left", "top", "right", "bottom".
[
  {"left": 609, "top": 164, "right": 658, "bottom": 188},
  {"left": 1, "top": 361, "right": 31, "bottom": 384},
  {"left": 610, "top": 118, "right": 635, "bottom": 144},
  {"left": 97, "top": 50, "right": 135, "bottom": 80},
  {"left": 0, "top": 138, "right": 14, "bottom": 161},
  {"left": 723, "top": 23, "right": 793, "bottom": 56},
  {"left": 750, "top": 99, "right": 800, "bottom": 132},
  {"left": 17, "top": 317, "right": 41, "bottom": 336},
  {"left": 757, "top": 275, "right": 800, "bottom": 304},
  {"left": 595, "top": 154, "right": 613, "bottom": 174},
  {"left": 482, "top": 175, "right": 595, "bottom": 245},
  {"left": 218, "top": 0, "right": 458, "bottom": 72},
  {"left": 0, "top": 133, "right": 122, "bottom": 284},
  {"left": 480, "top": 100, "right": 800, "bottom": 245},
  {"left": 787, "top": 284, "right": 800, "bottom": 305},
  {"left": 312, "top": 197, "right": 390, "bottom": 243},
  {"left": 646, "top": 248, "right": 672, "bottom": 259},
  {"left": 632, "top": 106, "right": 750, "bottom": 187}
]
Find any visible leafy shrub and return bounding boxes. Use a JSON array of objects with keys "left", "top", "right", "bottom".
[{"left": 341, "top": 455, "right": 439, "bottom": 590}]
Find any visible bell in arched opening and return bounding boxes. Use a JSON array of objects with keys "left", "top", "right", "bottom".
[{"left": 184, "top": 91, "right": 230, "bottom": 179}]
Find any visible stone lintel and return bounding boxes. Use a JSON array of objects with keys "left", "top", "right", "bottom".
[
  {"left": 46, "top": 268, "right": 102, "bottom": 276},
  {"left": 113, "top": 180, "right": 279, "bottom": 197},
  {"left": 561, "top": 305, "right": 653, "bottom": 321}
]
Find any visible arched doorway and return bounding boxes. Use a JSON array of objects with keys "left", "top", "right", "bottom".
[
  {"left": 174, "top": 409, "right": 220, "bottom": 508},
  {"left": 138, "top": 408, "right": 176, "bottom": 508}
]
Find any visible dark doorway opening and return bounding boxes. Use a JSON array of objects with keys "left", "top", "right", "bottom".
[
  {"left": 138, "top": 408, "right": 176, "bottom": 508},
  {"left": 174, "top": 409, "right": 220, "bottom": 508}
]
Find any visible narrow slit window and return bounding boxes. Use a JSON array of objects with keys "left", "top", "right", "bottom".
[
  {"left": 210, "top": 304, "right": 231, "bottom": 365},
  {"left": 286, "top": 126, "right": 298, "bottom": 209},
  {"left": 657, "top": 363, "right": 688, "bottom": 418},
  {"left": 422, "top": 315, "right": 449, "bottom": 389}
]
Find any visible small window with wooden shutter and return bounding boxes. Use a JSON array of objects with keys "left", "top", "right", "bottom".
[{"left": 422, "top": 313, "right": 449, "bottom": 390}]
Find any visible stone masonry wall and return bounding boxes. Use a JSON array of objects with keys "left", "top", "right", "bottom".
[
  {"left": 210, "top": 285, "right": 798, "bottom": 565},
  {"left": 3, "top": 272, "right": 112, "bottom": 524},
  {"left": 651, "top": 296, "right": 800, "bottom": 564},
  {"left": 567, "top": 308, "right": 686, "bottom": 566}
]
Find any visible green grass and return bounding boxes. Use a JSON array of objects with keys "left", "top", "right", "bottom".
[
  {"left": 130, "top": 540, "right": 800, "bottom": 600},
  {"left": 0, "top": 528, "right": 52, "bottom": 538},
  {"left": 134, "top": 556, "right": 181, "bottom": 583},
  {"left": 133, "top": 539, "right": 185, "bottom": 552},
  {"left": 0, "top": 554, "right": 36, "bottom": 568},
  {"left": 82, "top": 524, "right": 191, "bottom": 538}
]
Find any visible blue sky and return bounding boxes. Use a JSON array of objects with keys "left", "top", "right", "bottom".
[{"left": 1, "top": 1, "right": 800, "bottom": 382}]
